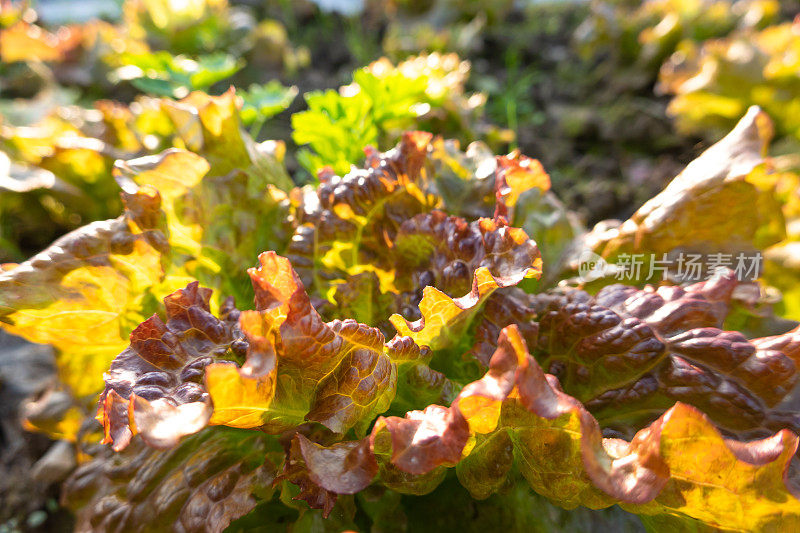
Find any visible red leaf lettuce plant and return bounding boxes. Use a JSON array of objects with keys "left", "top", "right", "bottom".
[{"left": 1, "top": 92, "right": 799, "bottom": 532}]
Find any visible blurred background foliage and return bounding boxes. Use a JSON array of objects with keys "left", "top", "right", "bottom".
[{"left": 2, "top": 0, "right": 799, "bottom": 265}]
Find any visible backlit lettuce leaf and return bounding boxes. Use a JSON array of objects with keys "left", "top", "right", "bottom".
[
  {"left": 98, "top": 282, "right": 242, "bottom": 451},
  {"left": 555, "top": 273, "right": 800, "bottom": 438},
  {"left": 160, "top": 89, "right": 292, "bottom": 185},
  {"left": 371, "top": 404, "right": 469, "bottom": 476},
  {"left": 277, "top": 434, "right": 377, "bottom": 518},
  {"left": 529, "top": 271, "right": 737, "bottom": 404},
  {"left": 0, "top": 109, "right": 125, "bottom": 230},
  {"left": 206, "top": 252, "right": 396, "bottom": 435},
  {"left": 288, "top": 132, "right": 547, "bottom": 338},
  {"left": 115, "top": 94, "right": 292, "bottom": 305},
  {"left": 0, "top": 186, "right": 168, "bottom": 399},
  {"left": 287, "top": 130, "right": 437, "bottom": 301},
  {"left": 98, "top": 252, "right": 400, "bottom": 442},
  {"left": 383, "top": 212, "right": 542, "bottom": 400},
  {"left": 586, "top": 107, "right": 786, "bottom": 280},
  {"left": 453, "top": 325, "right": 800, "bottom": 530},
  {"left": 389, "top": 214, "right": 542, "bottom": 351},
  {"left": 0, "top": 90, "right": 294, "bottom": 439}
]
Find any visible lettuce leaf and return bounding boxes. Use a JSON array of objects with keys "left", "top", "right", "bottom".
[
  {"left": 452, "top": 325, "right": 800, "bottom": 530},
  {"left": 388, "top": 215, "right": 542, "bottom": 352},
  {"left": 62, "top": 427, "right": 279, "bottom": 533},
  {"left": 98, "top": 282, "right": 241, "bottom": 450},
  {"left": 585, "top": 106, "right": 786, "bottom": 281},
  {"left": 0, "top": 186, "right": 168, "bottom": 399},
  {"left": 207, "top": 252, "right": 397, "bottom": 435}
]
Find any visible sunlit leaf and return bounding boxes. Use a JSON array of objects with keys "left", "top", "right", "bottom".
[
  {"left": 0, "top": 187, "right": 168, "bottom": 399},
  {"left": 239, "top": 81, "right": 298, "bottom": 126},
  {"left": 588, "top": 106, "right": 785, "bottom": 274},
  {"left": 98, "top": 282, "right": 239, "bottom": 450}
]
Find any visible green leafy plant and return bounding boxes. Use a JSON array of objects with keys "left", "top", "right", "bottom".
[
  {"left": 239, "top": 81, "right": 299, "bottom": 138},
  {"left": 2, "top": 98, "right": 800, "bottom": 531},
  {"left": 0, "top": 85, "right": 296, "bottom": 263},
  {"left": 114, "top": 51, "right": 243, "bottom": 98},
  {"left": 291, "top": 66, "right": 428, "bottom": 176},
  {"left": 291, "top": 52, "right": 488, "bottom": 177}
]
